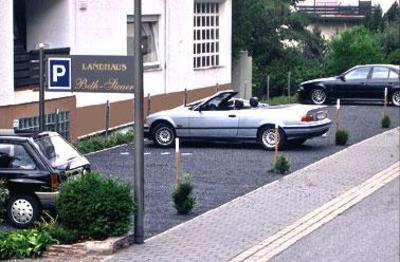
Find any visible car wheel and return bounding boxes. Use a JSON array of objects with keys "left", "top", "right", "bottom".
[
  {"left": 7, "top": 195, "right": 40, "bottom": 228},
  {"left": 290, "top": 138, "right": 307, "bottom": 146},
  {"left": 153, "top": 123, "right": 175, "bottom": 147},
  {"left": 259, "top": 126, "right": 286, "bottom": 150},
  {"left": 310, "top": 88, "right": 327, "bottom": 105},
  {"left": 391, "top": 91, "right": 400, "bottom": 107}
]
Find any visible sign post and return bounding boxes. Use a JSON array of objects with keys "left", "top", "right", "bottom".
[
  {"left": 336, "top": 99, "right": 341, "bottom": 130},
  {"left": 39, "top": 44, "right": 45, "bottom": 131},
  {"left": 133, "top": 0, "right": 145, "bottom": 245},
  {"left": 175, "top": 138, "right": 181, "bottom": 185},
  {"left": 274, "top": 124, "right": 280, "bottom": 162},
  {"left": 383, "top": 87, "right": 388, "bottom": 117}
]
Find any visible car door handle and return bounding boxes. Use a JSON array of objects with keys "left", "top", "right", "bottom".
[
  {"left": 360, "top": 82, "right": 365, "bottom": 85},
  {"left": 228, "top": 115, "right": 236, "bottom": 118}
]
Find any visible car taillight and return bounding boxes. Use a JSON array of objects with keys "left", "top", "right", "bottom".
[
  {"left": 301, "top": 114, "right": 314, "bottom": 122},
  {"left": 50, "top": 173, "right": 59, "bottom": 191},
  {"left": 144, "top": 117, "right": 148, "bottom": 125}
]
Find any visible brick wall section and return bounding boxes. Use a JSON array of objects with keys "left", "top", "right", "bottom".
[{"left": 0, "top": 96, "right": 78, "bottom": 140}]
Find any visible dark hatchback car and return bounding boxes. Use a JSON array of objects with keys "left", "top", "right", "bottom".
[
  {"left": 298, "top": 64, "right": 400, "bottom": 106},
  {"left": 0, "top": 130, "right": 90, "bottom": 228}
]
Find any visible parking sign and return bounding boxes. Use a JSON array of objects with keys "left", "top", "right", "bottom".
[{"left": 48, "top": 57, "right": 71, "bottom": 91}]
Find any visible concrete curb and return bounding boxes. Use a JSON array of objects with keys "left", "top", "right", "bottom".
[{"left": 44, "top": 233, "right": 135, "bottom": 257}]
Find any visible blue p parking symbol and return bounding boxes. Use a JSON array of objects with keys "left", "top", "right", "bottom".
[{"left": 48, "top": 58, "right": 71, "bottom": 91}]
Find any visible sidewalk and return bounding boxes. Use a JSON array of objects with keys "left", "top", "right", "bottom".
[{"left": 105, "top": 128, "right": 400, "bottom": 262}]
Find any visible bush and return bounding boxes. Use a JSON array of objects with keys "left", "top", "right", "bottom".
[
  {"left": 76, "top": 129, "right": 134, "bottom": 154},
  {"left": 335, "top": 128, "right": 349, "bottom": 146},
  {"left": 0, "top": 180, "right": 9, "bottom": 224},
  {"left": 48, "top": 226, "right": 79, "bottom": 245},
  {"left": 272, "top": 154, "right": 291, "bottom": 174},
  {"left": 0, "top": 229, "right": 55, "bottom": 259},
  {"left": 325, "top": 26, "right": 385, "bottom": 75},
  {"left": 172, "top": 174, "right": 196, "bottom": 215},
  {"left": 261, "top": 94, "right": 299, "bottom": 106},
  {"left": 56, "top": 172, "right": 135, "bottom": 240},
  {"left": 381, "top": 115, "right": 391, "bottom": 128}
]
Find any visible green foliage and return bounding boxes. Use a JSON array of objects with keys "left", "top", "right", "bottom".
[
  {"left": 364, "top": 5, "right": 384, "bottom": 32},
  {"left": 335, "top": 128, "right": 349, "bottom": 146},
  {"left": 0, "top": 229, "right": 55, "bottom": 259},
  {"left": 48, "top": 226, "right": 79, "bottom": 245},
  {"left": 233, "top": 0, "right": 326, "bottom": 97},
  {"left": 172, "top": 174, "right": 196, "bottom": 215},
  {"left": 381, "top": 115, "right": 391, "bottom": 128},
  {"left": 76, "top": 129, "right": 134, "bottom": 154},
  {"left": 326, "top": 26, "right": 385, "bottom": 75},
  {"left": 0, "top": 180, "right": 9, "bottom": 224},
  {"left": 272, "top": 154, "right": 291, "bottom": 175},
  {"left": 56, "top": 172, "right": 135, "bottom": 240},
  {"left": 261, "top": 94, "right": 299, "bottom": 106},
  {"left": 386, "top": 49, "right": 400, "bottom": 64}
]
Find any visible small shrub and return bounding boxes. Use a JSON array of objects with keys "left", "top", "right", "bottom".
[
  {"left": 0, "top": 229, "right": 55, "bottom": 259},
  {"left": 0, "top": 180, "right": 9, "bottom": 224},
  {"left": 335, "top": 128, "right": 349, "bottom": 145},
  {"left": 272, "top": 154, "right": 291, "bottom": 174},
  {"left": 172, "top": 174, "right": 196, "bottom": 215},
  {"left": 56, "top": 172, "right": 135, "bottom": 240},
  {"left": 381, "top": 115, "right": 391, "bottom": 128}
]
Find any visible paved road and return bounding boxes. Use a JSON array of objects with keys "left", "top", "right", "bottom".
[
  {"left": 272, "top": 177, "right": 400, "bottom": 262},
  {"left": 88, "top": 105, "right": 399, "bottom": 238}
]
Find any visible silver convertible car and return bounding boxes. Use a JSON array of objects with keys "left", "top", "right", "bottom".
[{"left": 144, "top": 91, "right": 332, "bottom": 150}]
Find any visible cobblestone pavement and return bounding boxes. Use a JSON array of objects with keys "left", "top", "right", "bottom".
[{"left": 105, "top": 128, "right": 399, "bottom": 262}]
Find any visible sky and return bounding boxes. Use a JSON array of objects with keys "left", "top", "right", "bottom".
[{"left": 299, "top": 0, "right": 398, "bottom": 12}]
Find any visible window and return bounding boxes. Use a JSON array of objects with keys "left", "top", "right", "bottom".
[
  {"left": 389, "top": 70, "right": 399, "bottom": 80},
  {"left": 371, "top": 67, "right": 389, "bottom": 79},
  {"left": 0, "top": 143, "right": 36, "bottom": 170},
  {"left": 345, "top": 67, "right": 370, "bottom": 80},
  {"left": 193, "top": 2, "right": 220, "bottom": 69},
  {"left": 127, "top": 17, "right": 159, "bottom": 65}
]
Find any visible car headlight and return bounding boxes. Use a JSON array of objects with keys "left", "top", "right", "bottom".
[{"left": 298, "top": 86, "right": 304, "bottom": 91}]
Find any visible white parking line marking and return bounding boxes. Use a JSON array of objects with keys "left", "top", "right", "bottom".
[
  {"left": 181, "top": 153, "right": 192, "bottom": 156},
  {"left": 161, "top": 152, "right": 171, "bottom": 155},
  {"left": 120, "top": 152, "right": 129, "bottom": 155},
  {"left": 144, "top": 152, "right": 151, "bottom": 155}
]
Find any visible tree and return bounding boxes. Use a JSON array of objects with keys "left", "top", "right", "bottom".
[
  {"left": 325, "top": 26, "right": 385, "bottom": 75},
  {"left": 364, "top": 5, "right": 384, "bottom": 32},
  {"left": 232, "top": 0, "right": 326, "bottom": 96}
]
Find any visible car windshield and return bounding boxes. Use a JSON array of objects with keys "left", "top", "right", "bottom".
[{"left": 34, "top": 134, "right": 81, "bottom": 168}]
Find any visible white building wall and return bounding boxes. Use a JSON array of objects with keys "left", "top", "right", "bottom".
[
  {"left": 17, "top": 0, "right": 232, "bottom": 107},
  {"left": 25, "top": 0, "right": 72, "bottom": 51},
  {"left": 165, "top": 0, "right": 232, "bottom": 93},
  {"left": 0, "top": 0, "right": 14, "bottom": 106}
]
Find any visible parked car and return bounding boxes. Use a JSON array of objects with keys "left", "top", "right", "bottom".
[
  {"left": 145, "top": 90, "right": 331, "bottom": 149},
  {"left": 298, "top": 64, "right": 400, "bottom": 106},
  {"left": 0, "top": 130, "right": 90, "bottom": 228}
]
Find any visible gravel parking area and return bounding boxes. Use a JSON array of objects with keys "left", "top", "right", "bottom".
[{"left": 86, "top": 104, "right": 399, "bottom": 239}]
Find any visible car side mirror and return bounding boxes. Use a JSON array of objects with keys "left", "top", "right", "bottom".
[{"left": 339, "top": 75, "right": 346, "bottom": 81}]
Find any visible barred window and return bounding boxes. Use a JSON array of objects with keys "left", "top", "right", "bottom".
[{"left": 193, "top": 2, "right": 220, "bottom": 69}]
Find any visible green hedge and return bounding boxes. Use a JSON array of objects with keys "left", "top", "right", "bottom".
[
  {"left": 0, "top": 180, "right": 9, "bottom": 224},
  {"left": 76, "top": 129, "right": 134, "bottom": 154},
  {"left": 56, "top": 172, "right": 135, "bottom": 240}
]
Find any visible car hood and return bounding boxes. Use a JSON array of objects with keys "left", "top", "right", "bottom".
[{"left": 301, "top": 77, "right": 337, "bottom": 85}]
